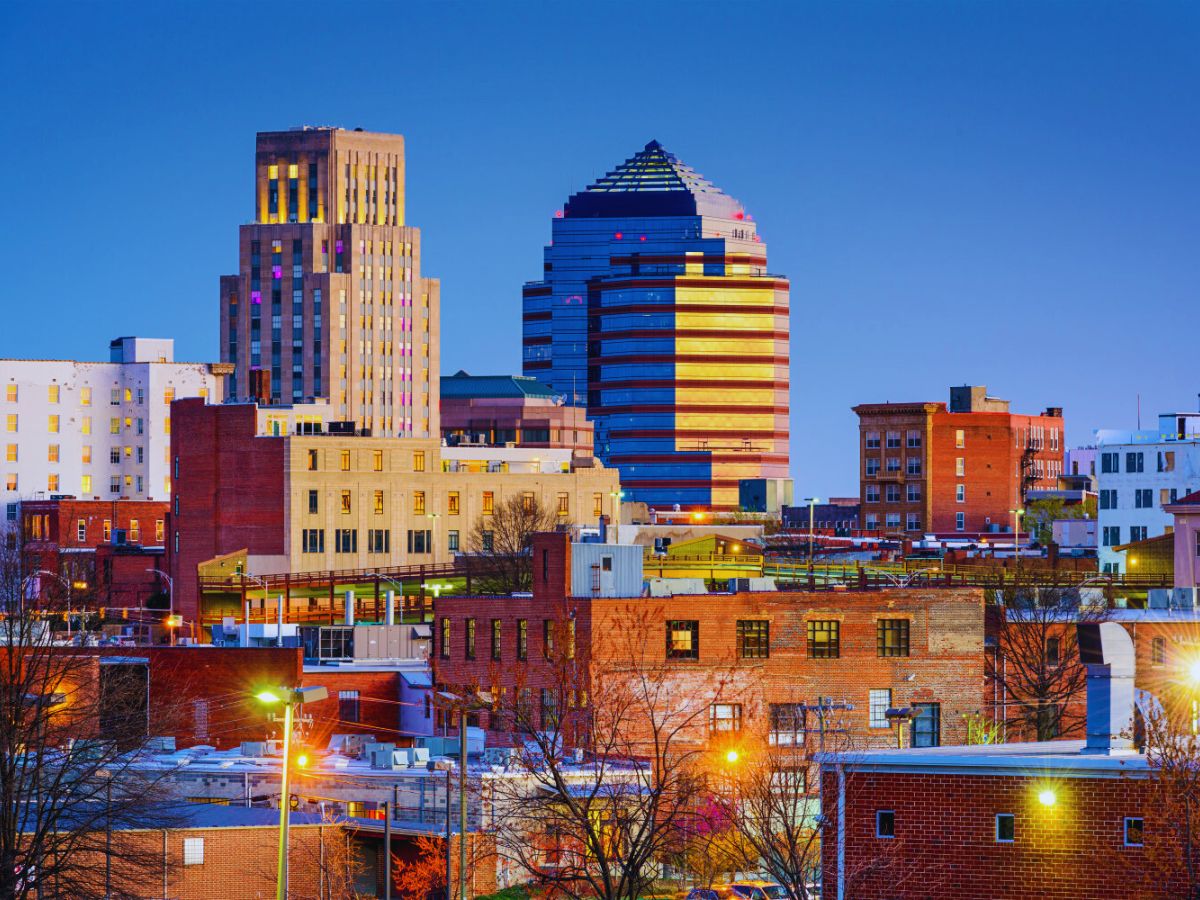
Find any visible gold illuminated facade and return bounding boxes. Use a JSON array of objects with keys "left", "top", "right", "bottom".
[
  {"left": 220, "top": 127, "right": 438, "bottom": 437},
  {"left": 523, "top": 141, "right": 790, "bottom": 510}
]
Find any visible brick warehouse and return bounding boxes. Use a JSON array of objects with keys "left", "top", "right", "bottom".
[
  {"left": 432, "top": 533, "right": 986, "bottom": 751},
  {"left": 854, "top": 384, "right": 1064, "bottom": 537},
  {"left": 817, "top": 622, "right": 1180, "bottom": 899}
]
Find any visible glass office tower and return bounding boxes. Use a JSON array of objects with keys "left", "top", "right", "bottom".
[{"left": 522, "top": 141, "right": 789, "bottom": 511}]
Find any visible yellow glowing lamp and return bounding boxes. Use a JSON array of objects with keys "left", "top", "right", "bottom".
[
  {"left": 72, "top": 581, "right": 88, "bottom": 591},
  {"left": 1188, "top": 660, "right": 1200, "bottom": 684},
  {"left": 725, "top": 749, "right": 740, "bottom": 765},
  {"left": 255, "top": 690, "right": 282, "bottom": 705},
  {"left": 1038, "top": 789, "right": 1056, "bottom": 807},
  {"left": 166, "top": 614, "right": 183, "bottom": 628},
  {"left": 295, "top": 753, "right": 309, "bottom": 769}
]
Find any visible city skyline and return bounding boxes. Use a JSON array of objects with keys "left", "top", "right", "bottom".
[{"left": 2, "top": 2, "right": 1198, "bottom": 495}]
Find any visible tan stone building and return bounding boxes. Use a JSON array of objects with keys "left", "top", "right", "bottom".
[{"left": 219, "top": 127, "right": 438, "bottom": 438}]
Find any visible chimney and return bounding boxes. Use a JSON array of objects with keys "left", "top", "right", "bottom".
[{"left": 1076, "top": 622, "right": 1136, "bottom": 755}]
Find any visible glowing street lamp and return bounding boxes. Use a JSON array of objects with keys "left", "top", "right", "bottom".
[
  {"left": 724, "top": 749, "right": 740, "bottom": 765},
  {"left": 1037, "top": 789, "right": 1057, "bottom": 807},
  {"left": 255, "top": 685, "right": 328, "bottom": 900}
]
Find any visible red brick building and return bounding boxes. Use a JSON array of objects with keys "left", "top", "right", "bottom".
[
  {"left": 21, "top": 498, "right": 169, "bottom": 610},
  {"left": 854, "top": 385, "right": 1064, "bottom": 537},
  {"left": 440, "top": 370, "right": 594, "bottom": 453},
  {"left": 433, "top": 533, "right": 985, "bottom": 751}
]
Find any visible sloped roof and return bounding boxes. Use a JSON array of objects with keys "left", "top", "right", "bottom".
[
  {"left": 441, "top": 370, "right": 559, "bottom": 400},
  {"left": 564, "top": 140, "right": 743, "bottom": 220}
]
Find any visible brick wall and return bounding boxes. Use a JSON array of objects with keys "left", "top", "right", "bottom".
[
  {"left": 821, "top": 768, "right": 1163, "bottom": 899},
  {"left": 301, "top": 669, "right": 405, "bottom": 747}
]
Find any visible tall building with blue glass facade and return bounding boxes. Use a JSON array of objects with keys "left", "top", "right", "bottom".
[{"left": 522, "top": 141, "right": 790, "bottom": 511}]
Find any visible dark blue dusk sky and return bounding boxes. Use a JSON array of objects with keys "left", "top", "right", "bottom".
[{"left": 1, "top": 2, "right": 1197, "bottom": 496}]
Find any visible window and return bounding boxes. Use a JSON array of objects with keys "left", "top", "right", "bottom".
[
  {"left": 876, "top": 810, "right": 895, "bottom": 839},
  {"left": 47, "top": 415, "right": 59, "bottom": 434},
  {"left": 1130, "top": 525, "right": 1148, "bottom": 542},
  {"left": 480, "top": 530, "right": 493, "bottom": 552},
  {"left": 156, "top": 519, "right": 164, "bottom": 542},
  {"left": 367, "top": 529, "right": 389, "bottom": 553},
  {"left": 1045, "top": 637, "right": 1060, "bottom": 667},
  {"left": 412, "top": 450, "right": 426, "bottom": 472},
  {"left": 737, "top": 620, "right": 770, "bottom": 659},
  {"left": 3, "top": 445, "right": 12, "bottom": 463},
  {"left": 183, "top": 837, "right": 204, "bottom": 866},
  {"left": 956, "top": 484, "right": 965, "bottom": 503},
  {"left": 522, "top": 491, "right": 535, "bottom": 512},
  {"left": 482, "top": 491, "right": 494, "bottom": 515},
  {"left": 339, "top": 450, "right": 350, "bottom": 471},
  {"left": 557, "top": 492, "right": 569, "bottom": 516},
  {"left": 709, "top": 703, "right": 742, "bottom": 733},
  {"left": 911, "top": 702, "right": 940, "bottom": 747},
  {"left": 906, "top": 513, "right": 921, "bottom": 531},
  {"left": 338, "top": 690, "right": 360, "bottom": 723},
  {"left": 1159, "top": 451, "right": 1176, "bottom": 473},
  {"left": 877, "top": 619, "right": 910, "bottom": 657},
  {"left": 956, "top": 512, "right": 966, "bottom": 531},
  {"left": 47, "top": 385, "right": 59, "bottom": 404},
  {"left": 808, "top": 620, "right": 840, "bottom": 658},
  {"left": 448, "top": 491, "right": 460, "bottom": 515},
  {"left": 308, "top": 490, "right": 319, "bottom": 514},
  {"left": 77, "top": 519, "right": 87, "bottom": 542},
  {"left": 1135, "top": 489, "right": 1153, "bottom": 509},
  {"left": 1152, "top": 636, "right": 1166, "bottom": 666},
  {"left": 593, "top": 492, "right": 604, "bottom": 516},
  {"left": 1102, "top": 526, "right": 1121, "bottom": 547},
  {"left": 885, "top": 431, "right": 901, "bottom": 449},
  {"left": 103, "top": 519, "right": 112, "bottom": 541},
  {"left": 865, "top": 513, "right": 879, "bottom": 530},
  {"left": 129, "top": 520, "right": 140, "bottom": 543},
  {"left": 906, "top": 457, "right": 921, "bottom": 476},
  {"left": 865, "top": 458, "right": 879, "bottom": 477},
  {"left": 517, "top": 619, "right": 528, "bottom": 659},
  {"left": 465, "top": 618, "right": 476, "bottom": 659},
  {"left": 1125, "top": 817, "right": 1144, "bottom": 847},
  {"left": 906, "top": 483, "right": 921, "bottom": 502},
  {"left": 865, "top": 431, "right": 880, "bottom": 449},
  {"left": 340, "top": 490, "right": 352, "bottom": 514},
  {"left": 373, "top": 490, "right": 384, "bottom": 514},
  {"left": 440, "top": 618, "right": 451, "bottom": 659},
  {"left": 865, "top": 484, "right": 880, "bottom": 503},
  {"left": 769, "top": 703, "right": 805, "bottom": 746},
  {"left": 413, "top": 491, "right": 425, "bottom": 514},
  {"left": 542, "top": 619, "right": 556, "bottom": 658},
  {"left": 955, "top": 429, "right": 965, "bottom": 448},
  {"left": 4, "top": 386, "right": 14, "bottom": 402},
  {"left": 447, "top": 530, "right": 459, "bottom": 552},
  {"left": 407, "top": 529, "right": 432, "bottom": 554},
  {"left": 885, "top": 457, "right": 900, "bottom": 472},
  {"left": 301, "top": 529, "right": 325, "bottom": 553},
  {"left": 81, "top": 474, "right": 92, "bottom": 494},
  {"left": 307, "top": 449, "right": 319, "bottom": 471},
  {"left": 1126, "top": 452, "right": 1144, "bottom": 474},
  {"left": 372, "top": 449, "right": 383, "bottom": 472},
  {"left": 491, "top": 619, "right": 502, "bottom": 661},
  {"left": 867, "top": 688, "right": 893, "bottom": 728},
  {"left": 666, "top": 620, "right": 699, "bottom": 659},
  {"left": 1099, "top": 489, "right": 1117, "bottom": 510},
  {"left": 335, "top": 529, "right": 357, "bottom": 553},
  {"left": 1101, "top": 451, "right": 1119, "bottom": 474},
  {"left": 955, "top": 457, "right": 965, "bottom": 477},
  {"left": 996, "top": 814, "right": 1015, "bottom": 843},
  {"left": 885, "top": 484, "right": 900, "bottom": 503},
  {"left": 907, "top": 430, "right": 921, "bottom": 448},
  {"left": 79, "top": 387, "right": 91, "bottom": 406}
]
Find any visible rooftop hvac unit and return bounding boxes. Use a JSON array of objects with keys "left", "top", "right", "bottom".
[
  {"left": 1148, "top": 589, "right": 1170, "bottom": 609},
  {"left": 366, "top": 742, "right": 397, "bottom": 768},
  {"left": 1172, "top": 588, "right": 1199, "bottom": 610},
  {"left": 327, "top": 734, "right": 377, "bottom": 757},
  {"left": 241, "top": 741, "right": 267, "bottom": 757},
  {"left": 410, "top": 747, "right": 430, "bottom": 766},
  {"left": 484, "top": 747, "right": 520, "bottom": 767}
]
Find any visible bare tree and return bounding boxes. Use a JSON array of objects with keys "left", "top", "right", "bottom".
[
  {"left": 989, "top": 585, "right": 1106, "bottom": 741},
  {"left": 484, "top": 603, "right": 730, "bottom": 900},
  {"left": 468, "top": 495, "right": 562, "bottom": 594},
  {"left": 0, "top": 525, "right": 183, "bottom": 899},
  {"left": 391, "top": 833, "right": 446, "bottom": 900}
]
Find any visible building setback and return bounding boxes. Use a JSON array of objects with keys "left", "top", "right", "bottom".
[
  {"left": 854, "top": 385, "right": 1064, "bottom": 537},
  {"left": 0, "top": 337, "right": 228, "bottom": 513},
  {"left": 220, "top": 127, "right": 439, "bottom": 438},
  {"left": 166, "top": 400, "right": 620, "bottom": 623},
  {"left": 522, "top": 141, "right": 790, "bottom": 511}
]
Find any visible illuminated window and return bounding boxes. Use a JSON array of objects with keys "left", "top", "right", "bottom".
[
  {"left": 47, "top": 444, "right": 58, "bottom": 463},
  {"left": 81, "top": 475, "right": 92, "bottom": 494},
  {"left": 103, "top": 519, "right": 112, "bottom": 541},
  {"left": 163, "top": 417, "right": 169, "bottom": 435},
  {"left": 373, "top": 490, "right": 384, "bottom": 514},
  {"left": 5, "top": 415, "right": 15, "bottom": 433},
  {"left": 666, "top": 620, "right": 699, "bottom": 659},
  {"left": 737, "top": 620, "right": 769, "bottom": 659},
  {"left": 955, "top": 429, "right": 965, "bottom": 448},
  {"left": 307, "top": 449, "right": 319, "bottom": 471},
  {"left": 123, "top": 388, "right": 132, "bottom": 403},
  {"left": 76, "top": 519, "right": 87, "bottom": 542},
  {"left": 593, "top": 492, "right": 603, "bottom": 516},
  {"left": 4, "top": 445, "right": 14, "bottom": 462},
  {"left": 340, "top": 491, "right": 352, "bottom": 514},
  {"left": 47, "top": 385, "right": 59, "bottom": 404},
  {"left": 956, "top": 457, "right": 965, "bottom": 476},
  {"left": 448, "top": 491, "right": 459, "bottom": 515},
  {"left": 522, "top": 491, "right": 534, "bottom": 512},
  {"left": 340, "top": 450, "right": 350, "bottom": 471},
  {"left": 412, "top": 451, "right": 425, "bottom": 472},
  {"left": 4, "top": 385, "right": 15, "bottom": 402},
  {"left": 877, "top": 619, "right": 910, "bottom": 657},
  {"left": 164, "top": 388, "right": 175, "bottom": 404},
  {"left": 557, "top": 492, "right": 569, "bottom": 516},
  {"left": 156, "top": 520, "right": 164, "bottom": 542},
  {"left": 80, "top": 416, "right": 91, "bottom": 435},
  {"left": 413, "top": 491, "right": 425, "bottom": 515},
  {"left": 4, "top": 475, "right": 15, "bottom": 491},
  {"left": 709, "top": 703, "right": 742, "bottom": 734},
  {"left": 47, "top": 415, "right": 59, "bottom": 434},
  {"left": 372, "top": 450, "right": 383, "bottom": 472},
  {"left": 79, "top": 387, "right": 91, "bottom": 406},
  {"left": 129, "top": 520, "right": 140, "bottom": 543},
  {"left": 47, "top": 474, "right": 59, "bottom": 492},
  {"left": 109, "top": 418, "right": 119, "bottom": 435}
]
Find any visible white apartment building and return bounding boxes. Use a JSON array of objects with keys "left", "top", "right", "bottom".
[
  {"left": 1096, "top": 411, "right": 1200, "bottom": 573},
  {"left": 0, "top": 337, "right": 230, "bottom": 520}
]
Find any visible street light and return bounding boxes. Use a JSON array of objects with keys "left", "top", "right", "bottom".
[
  {"left": 1037, "top": 788, "right": 1057, "bottom": 807},
  {"left": 803, "top": 497, "right": 820, "bottom": 573},
  {"left": 1009, "top": 509, "right": 1025, "bottom": 569},
  {"left": 609, "top": 490, "right": 622, "bottom": 543},
  {"left": 724, "top": 748, "right": 740, "bottom": 765},
  {"left": 146, "top": 569, "right": 175, "bottom": 644},
  {"left": 255, "top": 684, "right": 328, "bottom": 900}
]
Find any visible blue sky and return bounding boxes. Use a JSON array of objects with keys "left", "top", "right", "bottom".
[{"left": 1, "top": 1, "right": 1196, "bottom": 496}]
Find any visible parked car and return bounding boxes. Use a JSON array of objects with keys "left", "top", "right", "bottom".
[{"left": 730, "top": 882, "right": 789, "bottom": 900}]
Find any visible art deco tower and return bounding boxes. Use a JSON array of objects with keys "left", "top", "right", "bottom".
[
  {"left": 220, "top": 127, "right": 439, "bottom": 437},
  {"left": 522, "top": 141, "right": 790, "bottom": 511}
]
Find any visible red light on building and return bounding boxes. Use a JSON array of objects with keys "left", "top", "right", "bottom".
[
  {"left": 554, "top": 210, "right": 564, "bottom": 218},
  {"left": 614, "top": 232, "right": 623, "bottom": 240},
  {"left": 734, "top": 211, "right": 745, "bottom": 220},
  {"left": 639, "top": 235, "right": 646, "bottom": 242}
]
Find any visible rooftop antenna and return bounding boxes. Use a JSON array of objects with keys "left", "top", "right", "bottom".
[{"left": 1137, "top": 393, "right": 1141, "bottom": 430}]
